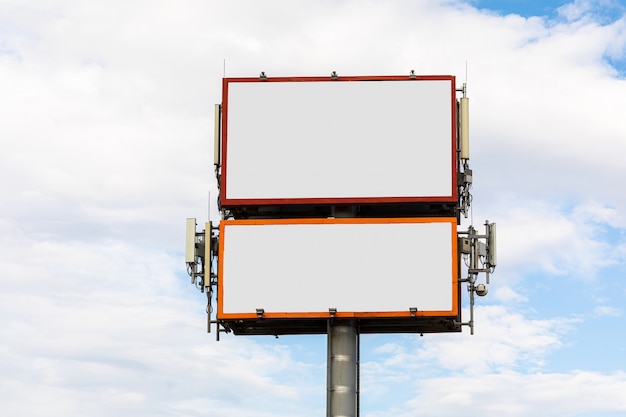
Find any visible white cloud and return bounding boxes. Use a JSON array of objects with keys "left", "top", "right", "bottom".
[
  {"left": 473, "top": 201, "right": 622, "bottom": 281},
  {"left": 592, "top": 305, "right": 623, "bottom": 317},
  {"left": 400, "top": 370, "right": 626, "bottom": 417},
  {"left": 491, "top": 284, "right": 528, "bottom": 303},
  {"left": 408, "top": 306, "right": 575, "bottom": 374},
  {"left": 359, "top": 303, "right": 581, "bottom": 414}
]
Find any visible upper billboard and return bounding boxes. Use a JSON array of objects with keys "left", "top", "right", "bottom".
[
  {"left": 217, "top": 217, "right": 459, "bottom": 324},
  {"left": 220, "top": 75, "right": 457, "bottom": 207}
]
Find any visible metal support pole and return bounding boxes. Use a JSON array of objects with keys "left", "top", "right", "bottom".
[{"left": 327, "top": 320, "right": 359, "bottom": 417}]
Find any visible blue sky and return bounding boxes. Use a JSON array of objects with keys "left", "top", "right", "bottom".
[
  {"left": 476, "top": 0, "right": 577, "bottom": 17},
  {"left": 1, "top": 1, "right": 625, "bottom": 416}
]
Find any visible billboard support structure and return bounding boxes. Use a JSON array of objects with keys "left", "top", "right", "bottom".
[
  {"left": 327, "top": 320, "right": 358, "bottom": 417},
  {"left": 185, "top": 72, "right": 498, "bottom": 416}
]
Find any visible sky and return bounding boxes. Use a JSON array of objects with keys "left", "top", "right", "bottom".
[{"left": 1, "top": 0, "right": 626, "bottom": 416}]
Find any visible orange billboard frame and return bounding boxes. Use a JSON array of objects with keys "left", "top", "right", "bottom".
[{"left": 217, "top": 217, "right": 459, "bottom": 321}]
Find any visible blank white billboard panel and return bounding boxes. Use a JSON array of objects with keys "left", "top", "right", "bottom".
[
  {"left": 218, "top": 218, "right": 458, "bottom": 319},
  {"left": 221, "top": 76, "right": 456, "bottom": 206}
]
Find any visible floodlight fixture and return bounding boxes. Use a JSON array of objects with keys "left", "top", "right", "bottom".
[{"left": 475, "top": 283, "right": 488, "bottom": 297}]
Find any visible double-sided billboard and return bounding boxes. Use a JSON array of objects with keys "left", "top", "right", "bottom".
[
  {"left": 218, "top": 217, "right": 459, "bottom": 326},
  {"left": 220, "top": 75, "right": 457, "bottom": 207}
]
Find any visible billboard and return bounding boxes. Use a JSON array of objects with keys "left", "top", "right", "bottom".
[
  {"left": 220, "top": 75, "right": 457, "bottom": 207},
  {"left": 217, "top": 217, "right": 459, "bottom": 323}
]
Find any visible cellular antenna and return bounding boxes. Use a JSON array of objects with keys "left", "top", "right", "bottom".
[{"left": 460, "top": 87, "right": 469, "bottom": 160}]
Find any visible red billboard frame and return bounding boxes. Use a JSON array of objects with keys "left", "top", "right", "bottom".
[{"left": 219, "top": 75, "right": 458, "bottom": 207}]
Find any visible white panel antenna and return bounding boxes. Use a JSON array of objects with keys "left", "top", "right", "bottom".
[
  {"left": 185, "top": 218, "right": 197, "bottom": 263},
  {"left": 460, "top": 95, "right": 469, "bottom": 160}
]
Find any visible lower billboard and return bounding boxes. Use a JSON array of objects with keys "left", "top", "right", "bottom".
[{"left": 218, "top": 217, "right": 460, "bottom": 335}]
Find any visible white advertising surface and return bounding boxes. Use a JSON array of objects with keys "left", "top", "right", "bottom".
[
  {"left": 218, "top": 218, "right": 458, "bottom": 318},
  {"left": 222, "top": 77, "right": 455, "bottom": 205}
]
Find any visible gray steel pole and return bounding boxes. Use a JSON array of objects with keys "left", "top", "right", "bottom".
[{"left": 327, "top": 320, "right": 358, "bottom": 417}]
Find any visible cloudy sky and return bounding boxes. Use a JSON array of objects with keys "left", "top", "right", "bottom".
[{"left": 1, "top": 0, "right": 626, "bottom": 416}]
